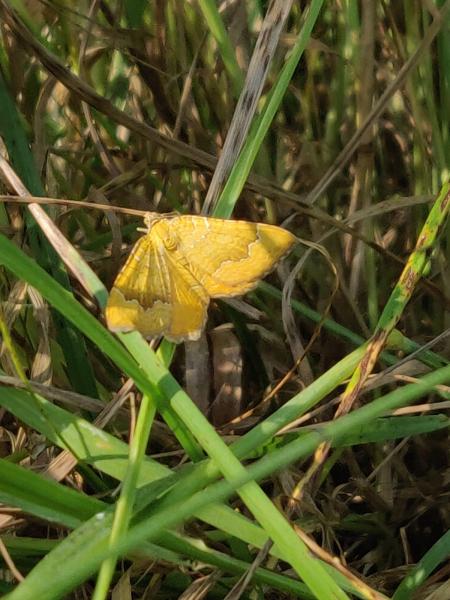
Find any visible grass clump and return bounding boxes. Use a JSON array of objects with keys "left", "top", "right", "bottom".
[{"left": 0, "top": 2, "right": 449, "bottom": 599}]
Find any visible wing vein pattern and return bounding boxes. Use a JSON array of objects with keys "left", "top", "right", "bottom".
[{"left": 105, "top": 214, "right": 296, "bottom": 341}]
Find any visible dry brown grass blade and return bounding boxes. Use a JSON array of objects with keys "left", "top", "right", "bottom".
[
  {"left": 0, "top": 375, "right": 107, "bottom": 413},
  {"left": 0, "top": 538, "right": 24, "bottom": 582},
  {"left": 77, "top": 1, "right": 122, "bottom": 180},
  {"left": 27, "top": 286, "right": 52, "bottom": 385},
  {"left": 292, "top": 524, "right": 386, "bottom": 600},
  {"left": 43, "top": 378, "right": 135, "bottom": 483},
  {"left": 209, "top": 327, "right": 243, "bottom": 427},
  {"left": 203, "top": 0, "right": 294, "bottom": 212},
  {"left": 177, "top": 570, "right": 222, "bottom": 600}
]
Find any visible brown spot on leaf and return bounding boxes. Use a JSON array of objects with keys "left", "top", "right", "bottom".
[{"left": 440, "top": 190, "right": 450, "bottom": 212}]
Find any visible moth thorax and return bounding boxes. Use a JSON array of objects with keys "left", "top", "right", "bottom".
[
  {"left": 153, "top": 220, "right": 177, "bottom": 250},
  {"left": 143, "top": 212, "right": 161, "bottom": 231}
]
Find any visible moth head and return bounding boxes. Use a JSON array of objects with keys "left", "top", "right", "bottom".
[{"left": 143, "top": 211, "right": 161, "bottom": 232}]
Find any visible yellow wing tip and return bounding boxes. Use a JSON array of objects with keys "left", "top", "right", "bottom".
[{"left": 106, "top": 287, "right": 206, "bottom": 343}]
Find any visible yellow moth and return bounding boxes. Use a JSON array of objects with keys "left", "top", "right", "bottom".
[{"left": 105, "top": 213, "right": 296, "bottom": 342}]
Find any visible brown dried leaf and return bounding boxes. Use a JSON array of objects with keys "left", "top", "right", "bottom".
[{"left": 209, "top": 326, "right": 243, "bottom": 426}]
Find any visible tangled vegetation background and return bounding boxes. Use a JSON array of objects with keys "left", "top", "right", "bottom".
[{"left": 0, "top": 1, "right": 449, "bottom": 599}]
